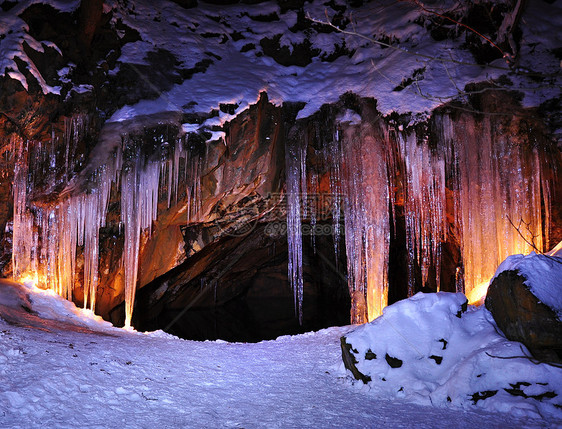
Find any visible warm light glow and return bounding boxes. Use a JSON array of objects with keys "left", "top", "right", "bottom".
[
  {"left": 15, "top": 272, "right": 51, "bottom": 291},
  {"left": 16, "top": 273, "right": 39, "bottom": 289},
  {"left": 466, "top": 282, "right": 490, "bottom": 306}
]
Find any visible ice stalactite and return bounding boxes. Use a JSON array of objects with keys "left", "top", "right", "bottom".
[
  {"left": 11, "top": 116, "right": 194, "bottom": 324},
  {"left": 308, "top": 172, "right": 319, "bottom": 251},
  {"left": 11, "top": 124, "right": 115, "bottom": 308},
  {"left": 185, "top": 153, "right": 202, "bottom": 224},
  {"left": 80, "top": 164, "right": 117, "bottom": 311},
  {"left": 285, "top": 132, "right": 306, "bottom": 324},
  {"left": 398, "top": 132, "right": 447, "bottom": 296},
  {"left": 164, "top": 139, "right": 185, "bottom": 209},
  {"left": 437, "top": 114, "right": 551, "bottom": 303},
  {"left": 287, "top": 107, "right": 553, "bottom": 324},
  {"left": 338, "top": 113, "right": 392, "bottom": 323},
  {"left": 12, "top": 137, "right": 36, "bottom": 283},
  {"left": 325, "top": 132, "right": 343, "bottom": 263},
  {"left": 120, "top": 146, "right": 161, "bottom": 328}
]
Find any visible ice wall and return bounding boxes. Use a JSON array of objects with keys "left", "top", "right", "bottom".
[
  {"left": 339, "top": 120, "right": 393, "bottom": 323},
  {"left": 287, "top": 110, "right": 553, "bottom": 324},
  {"left": 10, "top": 118, "right": 198, "bottom": 326},
  {"left": 11, "top": 107, "right": 555, "bottom": 328},
  {"left": 437, "top": 114, "right": 551, "bottom": 303},
  {"left": 398, "top": 132, "right": 447, "bottom": 297}
]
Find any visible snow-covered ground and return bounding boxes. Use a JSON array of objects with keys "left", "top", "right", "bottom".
[{"left": 0, "top": 279, "right": 557, "bottom": 428}]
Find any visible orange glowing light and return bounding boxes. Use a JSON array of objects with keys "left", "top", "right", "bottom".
[
  {"left": 466, "top": 281, "right": 490, "bottom": 306},
  {"left": 16, "top": 272, "right": 49, "bottom": 290},
  {"left": 17, "top": 273, "right": 38, "bottom": 287}
]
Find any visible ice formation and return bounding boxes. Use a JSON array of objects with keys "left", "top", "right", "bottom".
[
  {"left": 285, "top": 111, "right": 554, "bottom": 323},
  {"left": 338, "top": 119, "right": 393, "bottom": 323},
  {"left": 438, "top": 114, "right": 551, "bottom": 303},
  {"left": 285, "top": 135, "right": 306, "bottom": 324},
  {"left": 10, "top": 105, "right": 555, "bottom": 328},
  {"left": 10, "top": 117, "right": 199, "bottom": 327},
  {"left": 398, "top": 132, "right": 446, "bottom": 297}
]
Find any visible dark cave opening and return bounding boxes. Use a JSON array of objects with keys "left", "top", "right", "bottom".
[
  {"left": 118, "top": 199, "right": 452, "bottom": 342},
  {"left": 126, "top": 221, "right": 352, "bottom": 342}
]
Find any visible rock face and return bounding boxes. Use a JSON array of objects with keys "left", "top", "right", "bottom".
[{"left": 485, "top": 270, "right": 562, "bottom": 362}]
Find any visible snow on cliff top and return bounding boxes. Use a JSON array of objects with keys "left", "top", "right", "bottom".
[
  {"left": 108, "top": 0, "right": 561, "bottom": 122},
  {"left": 1, "top": 0, "right": 560, "bottom": 125}
]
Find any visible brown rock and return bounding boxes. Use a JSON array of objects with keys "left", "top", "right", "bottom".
[{"left": 485, "top": 269, "right": 562, "bottom": 362}]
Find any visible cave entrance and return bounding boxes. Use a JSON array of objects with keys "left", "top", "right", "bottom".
[{"left": 130, "top": 222, "right": 351, "bottom": 343}]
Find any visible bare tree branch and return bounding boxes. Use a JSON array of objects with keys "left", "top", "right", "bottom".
[{"left": 507, "top": 215, "right": 562, "bottom": 265}]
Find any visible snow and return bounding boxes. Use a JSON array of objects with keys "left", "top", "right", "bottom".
[
  {"left": 0, "top": 0, "right": 79, "bottom": 94},
  {"left": 1, "top": 0, "right": 559, "bottom": 123},
  {"left": 491, "top": 242, "right": 562, "bottom": 320},
  {"left": 99, "top": 0, "right": 560, "bottom": 124},
  {"left": 343, "top": 292, "right": 562, "bottom": 421},
  {"left": 0, "top": 279, "right": 554, "bottom": 428}
]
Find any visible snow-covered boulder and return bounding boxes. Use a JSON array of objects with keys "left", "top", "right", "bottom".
[
  {"left": 341, "top": 292, "right": 562, "bottom": 419},
  {"left": 485, "top": 250, "right": 562, "bottom": 363}
]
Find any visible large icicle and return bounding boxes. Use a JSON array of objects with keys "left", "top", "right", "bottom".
[
  {"left": 285, "top": 133, "right": 306, "bottom": 324},
  {"left": 326, "top": 132, "right": 343, "bottom": 262},
  {"left": 338, "top": 113, "right": 391, "bottom": 323},
  {"left": 121, "top": 147, "right": 161, "bottom": 328},
  {"left": 438, "top": 114, "right": 550, "bottom": 303},
  {"left": 12, "top": 137, "right": 36, "bottom": 283},
  {"left": 398, "top": 132, "right": 447, "bottom": 296}
]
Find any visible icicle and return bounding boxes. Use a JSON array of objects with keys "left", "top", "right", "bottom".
[
  {"left": 309, "top": 173, "right": 318, "bottom": 251},
  {"left": 121, "top": 148, "right": 161, "bottom": 328},
  {"left": 186, "top": 154, "right": 202, "bottom": 223},
  {"left": 327, "top": 133, "right": 342, "bottom": 262},
  {"left": 12, "top": 136, "right": 34, "bottom": 282},
  {"left": 398, "top": 132, "right": 446, "bottom": 295},
  {"left": 285, "top": 134, "right": 305, "bottom": 324},
  {"left": 10, "top": 115, "right": 116, "bottom": 312},
  {"left": 338, "top": 115, "right": 391, "bottom": 323},
  {"left": 437, "top": 113, "right": 551, "bottom": 303},
  {"left": 173, "top": 139, "right": 182, "bottom": 206}
]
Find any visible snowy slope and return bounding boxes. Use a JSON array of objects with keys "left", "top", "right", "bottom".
[{"left": 0, "top": 280, "right": 556, "bottom": 428}]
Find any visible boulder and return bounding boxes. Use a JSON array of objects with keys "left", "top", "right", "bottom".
[{"left": 485, "top": 269, "right": 562, "bottom": 362}]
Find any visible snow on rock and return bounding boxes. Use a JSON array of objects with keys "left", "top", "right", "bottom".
[
  {"left": 2, "top": 0, "right": 560, "bottom": 128},
  {"left": 101, "top": 0, "right": 560, "bottom": 123},
  {"left": 0, "top": 0, "right": 79, "bottom": 94},
  {"left": 342, "top": 292, "right": 562, "bottom": 420},
  {"left": 491, "top": 244, "right": 562, "bottom": 320}
]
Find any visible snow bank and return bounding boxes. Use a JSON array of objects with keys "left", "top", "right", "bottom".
[
  {"left": 491, "top": 243, "right": 562, "bottom": 320},
  {"left": 0, "top": 279, "right": 121, "bottom": 334},
  {"left": 342, "top": 292, "right": 562, "bottom": 420}
]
